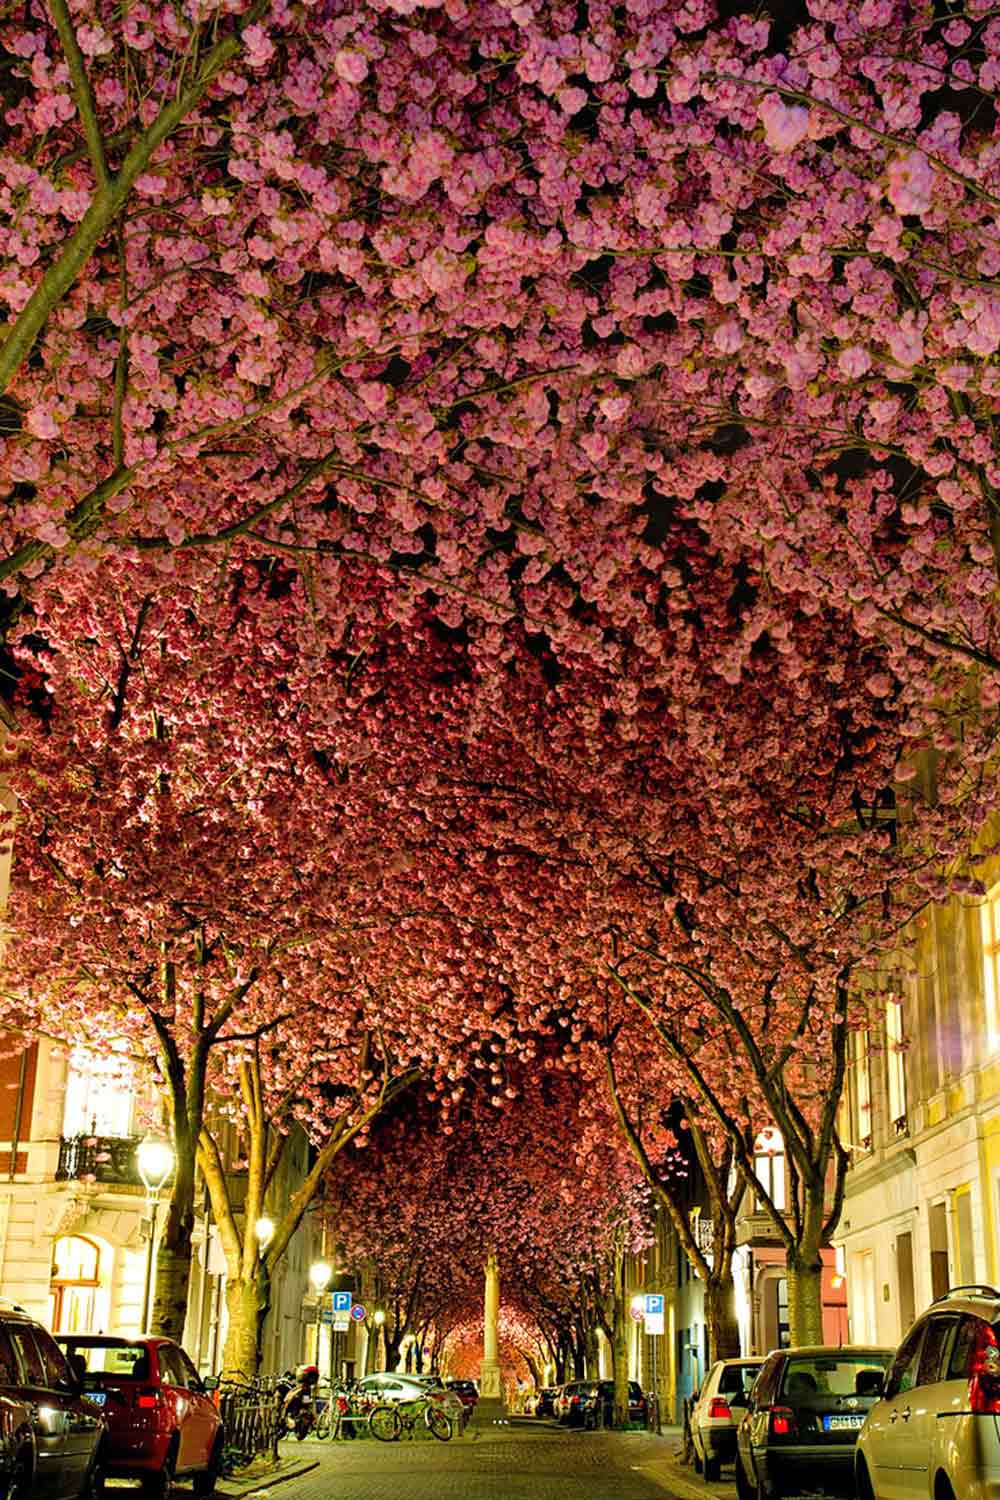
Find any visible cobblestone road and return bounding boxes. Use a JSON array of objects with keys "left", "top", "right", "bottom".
[{"left": 224, "top": 1422, "right": 692, "bottom": 1500}]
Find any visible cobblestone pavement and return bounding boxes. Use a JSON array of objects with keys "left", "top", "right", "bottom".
[{"left": 214, "top": 1421, "right": 698, "bottom": 1500}]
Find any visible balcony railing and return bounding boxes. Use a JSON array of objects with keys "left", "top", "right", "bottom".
[{"left": 56, "top": 1134, "right": 142, "bottom": 1186}]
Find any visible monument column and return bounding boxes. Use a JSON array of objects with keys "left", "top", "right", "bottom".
[{"left": 480, "top": 1252, "right": 502, "bottom": 1401}]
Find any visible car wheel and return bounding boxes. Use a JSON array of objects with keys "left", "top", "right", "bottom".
[
  {"left": 192, "top": 1436, "right": 223, "bottom": 1498},
  {"left": 855, "top": 1456, "right": 876, "bottom": 1500},
  {"left": 79, "top": 1445, "right": 105, "bottom": 1500},
  {"left": 692, "top": 1437, "right": 703, "bottom": 1475},
  {"left": 735, "top": 1457, "right": 754, "bottom": 1500},
  {"left": 704, "top": 1454, "right": 722, "bottom": 1483}
]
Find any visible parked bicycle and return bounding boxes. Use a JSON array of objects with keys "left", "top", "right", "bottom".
[{"left": 369, "top": 1395, "right": 453, "bottom": 1442}]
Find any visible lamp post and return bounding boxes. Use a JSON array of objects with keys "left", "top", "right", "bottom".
[
  {"left": 374, "top": 1307, "right": 386, "bottom": 1373},
  {"left": 309, "top": 1261, "right": 332, "bottom": 1386},
  {"left": 136, "top": 1134, "right": 174, "bottom": 1334}
]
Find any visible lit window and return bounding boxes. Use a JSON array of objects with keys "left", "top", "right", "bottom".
[
  {"left": 981, "top": 890, "right": 1000, "bottom": 1049},
  {"left": 62, "top": 1046, "right": 135, "bottom": 1138},
  {"left": 754, "top": 1128, "right": 786, "bottom": 1212},
  {"left": 848, "top": 1029, "right": 872, "bottom": 1152},
  {"left": 886, "top": 999, "right": 908, "bottom": 1132}
]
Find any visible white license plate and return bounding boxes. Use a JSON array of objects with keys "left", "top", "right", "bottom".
[{"left": 824, "top": 1414, "right": 864, "bottom": 1431}]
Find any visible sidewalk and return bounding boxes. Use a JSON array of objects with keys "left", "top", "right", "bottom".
[
  {"left": 216, "top": 1454, "right": 320, "bottom": 1498},
  {"left": 626, "top": 1431, "right": 738, "bottom": 1500}
]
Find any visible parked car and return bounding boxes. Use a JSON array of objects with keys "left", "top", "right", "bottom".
[
  {"left": 355, "top": 1373, "right": 465, "bottom": 1425},
  {"left": 446, "top": 1379, "right": 479, "bottom": 1409},
  {"left": 736, "top": 1345, "right": 893, "bottom": 1500},
  {"left": 691, "top": 1356, "right": 765, "bottom": 1481},
  {"left": 534, "top": 1386, "right": 560, "bottom": 1419},
  {"left": 0, "top": 1306, "right": 105, "bottom": 1499},
  {"left": 584, "top": 1379, "right": 648, "bottom": 1429},
  {"left": 856, "top": 1284, "right": 1000, "bottom": 1500},
  {"left": 556, "top": 1380, "right": 597, "bottom": 1427},
  {"left": 56, "top": 1334, "right": 221, "bottom": 1499}
]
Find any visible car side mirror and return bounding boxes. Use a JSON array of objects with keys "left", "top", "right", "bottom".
[
  {"left": 202, "top": 1375, "right": 219, "bottom": 1392},
  {"left": 66, "top": 1353, "right": 87, "bottom": 1387},
  {"left": 855, "top": 1370, "right": 884, "bottom": 1398}
]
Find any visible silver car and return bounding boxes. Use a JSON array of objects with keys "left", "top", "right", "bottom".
[
  {"left": 356, "top": 1373, "right": 465, "bottom": 1425},
  {"left": 856, "top": 1285, "right": 1000, "bottom": 1500},
  {"left": 691, "top": 1357, "right": 765, "bottom": 1480}
]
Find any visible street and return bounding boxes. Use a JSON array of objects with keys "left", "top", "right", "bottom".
[{"left": 214, "top": 1422, "right": 723, "bottom": 1500}]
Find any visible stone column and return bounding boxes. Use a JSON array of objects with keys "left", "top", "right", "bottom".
[{"left": 480, "top": 1252, "right": 502, "bottom": 1399}]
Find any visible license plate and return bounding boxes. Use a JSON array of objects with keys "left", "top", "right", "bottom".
[
  {"left": 87, "top": 1392, "right": 108, "bottom": 1406},
  {"left": 824, "top": 1414, "right": 864, "bottom": 1431}
]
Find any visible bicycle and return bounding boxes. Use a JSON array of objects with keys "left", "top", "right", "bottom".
[{"left": 369, "top": 1396, "right": 453, "bottom": 1442}]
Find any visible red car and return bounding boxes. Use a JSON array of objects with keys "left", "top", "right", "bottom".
[{"left": 56, "top": 1335, "right": 222, "bottom": 1499}]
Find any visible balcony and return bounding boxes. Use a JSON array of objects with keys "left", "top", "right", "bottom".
[{"left": 56, "top": 1135, "right": 142, "bottom": 1187}]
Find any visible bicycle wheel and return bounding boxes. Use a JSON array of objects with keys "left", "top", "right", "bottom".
[
  {"left": 316, "top": 1404, "right": 331, "bottom": 1440},
  {"left": 369, "top": 1404, "right": 402, "bottom": 1442},
  {"left": 426, "top": 1408, "right": 453, "bottom": 1442}
]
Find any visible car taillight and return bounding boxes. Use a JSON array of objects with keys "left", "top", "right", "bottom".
[
  {"left": 571, "top": 1394, "right": 581, "bottom": 1405},
  {"left": 969, "top": 1323, "right": 1000, "bottom": 1414},
  {"left": 708, "top": 1398, "right": 732, "bottom": 1419},
  {"left": 769, "top": 1406, "right": 797, "bottom": 1437},
  {"left": 135, "top": 1389, "right": 160, "bottom": 1410}
]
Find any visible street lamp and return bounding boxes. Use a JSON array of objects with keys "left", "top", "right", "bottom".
[
  {"left": 309, "top": 1260, "right": 332, "bottom": 1294},
  {"left": 136, "top": 1134, "right": 174, "bottom": 1333},
  {"left": 254, "top": 1217, "right": 275, "bottom": 1254}
]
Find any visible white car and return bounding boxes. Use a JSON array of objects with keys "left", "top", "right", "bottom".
[
  {"left": 856, "top": 1285, "right": 1000, "bottom": 1500},
  {"left": 691, "top": 1356, "right": 765, "bottom": 1481},
  {"left": 356, "top": 1373, "right": 465, "bottom": 1425}
]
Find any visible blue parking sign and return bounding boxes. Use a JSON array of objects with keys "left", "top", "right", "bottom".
[
  {"left": 644, "top": 1294, "right": 664, "bottom": 1316},
  {"left": 332, "top": 1291, "right": 352, "bottom": 1313}
]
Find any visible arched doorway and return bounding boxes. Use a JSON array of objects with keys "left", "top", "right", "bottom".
[{"left": 50, "top": 1235, "right": 109, "bottom": 1333}]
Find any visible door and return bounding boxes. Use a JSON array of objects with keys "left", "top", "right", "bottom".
[
  {"left": 176, "top": 1347, "right": 218, "bottom": 1469},
  {"left": 864, "top": 1322, "right": 924, "bottom": 1500},
  {"left": 897, "top": 1315, "right": 959, "bottom": 1495},
  {"left": 30, "top": 1327, "right": 101, "bottom": 1491},
  {"left": 7, "top": 1323, "right": 70, "bottom": 1498}
]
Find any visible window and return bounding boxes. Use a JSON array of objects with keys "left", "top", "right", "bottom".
[
  {"left": 848, "top": 1028, "right": 872, "bottom": 1151},
  {"left": 61, "top": 1046, "right": 135, "bottom": 1138},
  {"left": 947, "top": 1317, "right": 980, "bottom": 1380},
  {"left": 50, "top": 1235, "right": 101, "bottom": 1334},
  {"left": 9, "top": 1326, "right": 45, "bottom": 1385},
  {"left": 981, "top": 890, "right": 1000, "bottom": 1049},
  {"left": 157, "top": 1346, "right": 190, "bottom": 1389},
  {"left": 754, "top": 1128, "right": 786, "bottom": 1211},
  {"left": 0, "top": 1328, "right": 19, "bottom": 1386},
  {"left": 31, "top": 1328, "right": 70, "bottom": 1389},
  {"left": 915, "top": 1317, "right": 957, "bottom": 1387},
  {"left": 885, "top": 1324, "right": 924, "bottom": 1399},
  {"left": 886, "top": 999, "right": 908, "bottom": 1131}
]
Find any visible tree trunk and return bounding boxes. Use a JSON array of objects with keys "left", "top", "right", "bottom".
[
  {"left": 787, "top": 1251, "right": 825, "bottom": 1345},
  {"left": 150, "top": 1106, "right": 197, "bottom": 1338},
  {"left": 222, "top": 1274, "right": 267, "bottom": 1379},
  {"left": 611, "top": 1324, "right": 629, "bottom": 1428},
  {"left": 585, "top": 1327, "right": 601, "bottom": 1380},
  {"left": 705, "top": 1275, "right": 741, "bottom": 1363}
]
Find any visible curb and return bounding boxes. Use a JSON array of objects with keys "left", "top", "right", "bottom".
[{"left": 217, "top": 1460, "right": 321, "bottom": 1497}]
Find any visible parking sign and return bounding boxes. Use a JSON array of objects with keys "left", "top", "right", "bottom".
[
  {"left": 643, "top": 1293, "right": 664, "bottom": 1334},
  {"left": 332, "top": 1290, "right": 352, "bottom": 1313}
]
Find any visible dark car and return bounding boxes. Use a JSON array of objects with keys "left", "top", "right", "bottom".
[
  {"left": 736, "top": 1345, "right": 893, "bottom": 1500},
  {"left": 557, "top": 1380, "right": 594, "bottom": 1425},
  {"left": 584, "top": 1379, "right": 648, "bottom": 1429},
  {"left": 534, "top": 1386, "right": 560, "bottom": 1419},
  {"left": 0, "top": 1307, "right": 104, "bottom": 1499},
  {"left": 446, "top": 1379, "right": 479, "bottom": 1409},
  {"left": 56, "top": 1335, "right": 222, "bottom": 1499}
]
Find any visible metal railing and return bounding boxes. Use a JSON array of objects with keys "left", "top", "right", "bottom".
[
  {"left": 55, "top": 1134, "right": 142, "bottom": 1186},
  {"left": 217, "top": 1376, "right": 282, "bottom": 1471}
]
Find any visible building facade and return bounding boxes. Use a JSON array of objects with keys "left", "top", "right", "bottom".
[
  {"left": 0, "top": 1031, "right": 315, "bottom": 1374},
  {"left": 835, "top": 885, "right": 1000, "bottom": 1349}
]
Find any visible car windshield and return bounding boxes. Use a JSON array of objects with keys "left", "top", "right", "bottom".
[
  {"left": 59, "top": 1341, "right": 150, "bottom": 1379},
  {"left": 781, "top": 1354, "right": 891, "bottom": 1398},
  {"left": 720, "top": 1364, "right": 762, "bottom": 1396}
]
